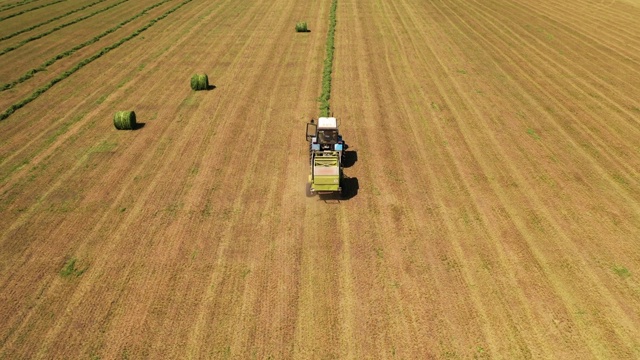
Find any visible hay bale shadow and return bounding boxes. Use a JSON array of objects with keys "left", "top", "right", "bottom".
[
  {"left": 134, "top": 122, "right": 145, "bottom": 130},
  {"left": 207, "top": 85, "right": 216, "bottom": 91}
]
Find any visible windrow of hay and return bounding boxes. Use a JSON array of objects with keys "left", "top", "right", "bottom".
[
  {"left": 0, "top": 0, "right": 194, "bottom": 121},
  {"left": 113, "top": 111, "right": 136, "bottom": 130},
  {"left": 0, "top": 0, "right": 67, "bottom": 22},
  {"left": 0, "top": 0, "right": 121, "bottom": 44},
  {"left": 0, "top": 0, "right": 41, "bottom": 12},
  {"left": 319, "top": 0, "right": 337, "bottom": 117},
  {"left": 190, "top": 74, "right": 209, "bottom": 91},
  {"left": 0, "top": 0, "right": 168, "bottom": 89}
]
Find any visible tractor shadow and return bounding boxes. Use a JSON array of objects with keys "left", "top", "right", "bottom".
[
  {"left": 341, "top": 177, "right": 359, "bottom": 200},
  {"left": 317, "top": 177, "right": 359, "bottom": 202},
  {"left": 342, "top": 150, "right": 357, "bottom": 168}
]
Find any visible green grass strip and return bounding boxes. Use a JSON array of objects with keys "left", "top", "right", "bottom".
[
  {"left": 0, "top": 0, "right": 67, "bottom": 22},
  {"left": 318, "top": 0, "right": 337, "bottom": 117},
  {"left": 0, "top": 0, "right": 112, "bottom": 43},
  {"left": 0, "top": 0, "right": 167, "bottom": 91},
  {"left": 0, "top": 0, "right": 194, "bottom": 121},
  {"left": 0, "top": 0, "right": 42, "bottom": 12}
]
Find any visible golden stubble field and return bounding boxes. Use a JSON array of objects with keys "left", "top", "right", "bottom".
[{"left": 1, "top": 0, "right": 639, "bottom": 358}]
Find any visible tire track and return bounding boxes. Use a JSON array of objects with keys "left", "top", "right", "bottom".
[
  {"left": 443, "top": 0, "right": 640, "bottom": 200},
  {"left": 181, "top": 0, "right": 312, "bottom": 357},
  {"left": 474, "top": 0, "right": 640, "bottom": 114},
  {"left": 367, "top": 0, "right": 503, "bottom": 356},
  {"left": 85, "top": 1, "right": 259, "bottom": 355},
  {"left": 508, "top": 0, "right": 640, "bottom": 75},
  {"left": 468, "top": 0, "right": 640, "bottom": 113},
  {"left": 454, "top": 1, "right": 640, "bottom": 204},
  {"left": 264, "top": 2, "right": 329, "bottom": 357},
  {"left": 360, "top": 0, "right": 558, "bottom": 355},
  {"left": 0, "top": 0, "right": 232, "bottom": 356},
  {"left": 436, "top": 0, "right": 640, "bottom": 253},
  {"left": 334, "top": 0, "right": 494, "bottom": 356},
  {"left": 340, "top": 7, "right": 422, "bottom": 356},
  {"left": 418, "top": 0, "right": 640, "bottom": 355},
  {"left": 335, "top": 0, "right": 639, "bottom": 356},
  {"left": 533, "top": 0, "right": 640, "bottom": 44},
  {"left": 234, "top": 20, "right": 317, "bottom": 355},
  {"left": 225, "top": 14, "right": 304, "bottom": 358},
  {"left": 395, "top": 8, "right": 538, "bottom": 359}
]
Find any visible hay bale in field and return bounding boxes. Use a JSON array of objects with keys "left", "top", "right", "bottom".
[
  {"left": 295, "top": 22, "right": 308, "bottom": 32},
  {"left": 113, "top": 110, "right": 136, "bottom": 130},
  {"left": 190, "top": 73, "right": 209, "bottom": 91}
]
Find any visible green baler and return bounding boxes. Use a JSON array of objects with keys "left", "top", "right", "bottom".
[{"left": 306, "top": 117, "right": 345, "bottom": 197}]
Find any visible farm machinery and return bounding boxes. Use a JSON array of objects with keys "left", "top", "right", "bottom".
[{"left": 305, "top": 117, "right": 347, "bottom": 197}]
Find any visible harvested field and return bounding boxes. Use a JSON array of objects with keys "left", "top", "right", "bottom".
[{"left": 1, "top": 0, "right": 639, "bottom": 358}]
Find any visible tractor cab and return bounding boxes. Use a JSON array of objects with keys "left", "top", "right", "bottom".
[
  {"left": 306, "top": 117, "right": 343, "bottom": 152},
  {"left": 318, "top": 128, "right": 339, "bottom": 145}
]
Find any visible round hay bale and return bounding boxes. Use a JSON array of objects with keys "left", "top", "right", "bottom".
[
  {"left": 190, "top": 74, "right": 209, "bottom": 91},
  {"left": 295, "top": 22, "right": 308, "bottom": 32},
  {"left": 113, "top": 111, "right": 136, "bottom": 130}
]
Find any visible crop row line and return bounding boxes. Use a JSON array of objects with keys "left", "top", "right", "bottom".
[
  {"left": 318, "top": 0, "right": 337, "bottom": 117},
  {"left": 0, "top": 0, "right": 166, "bottom": 91},
  {"left": 0, "top": 0, "right": 41, "bottom": 12},
  {"left": 0, "top": 0, "right": 128, "bottom": 55},
  {"left": 0, "top": 0, "right": 111, "bottom": 43},
  {"left": 0, "top": 0, "right": 194, "bottom": 121},
  {"left": 0, "top": 0, "right": 67, "bottom": 22}
]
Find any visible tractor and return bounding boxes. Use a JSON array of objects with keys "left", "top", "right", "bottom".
[{"left": 305, "top": 117, "right": 346, "bottom": 197}]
